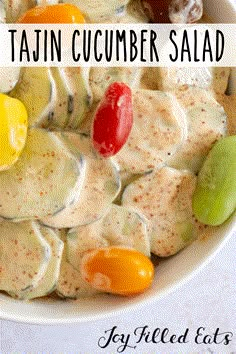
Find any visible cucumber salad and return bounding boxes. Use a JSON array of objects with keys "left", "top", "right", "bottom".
[{"left": 0, "top": 0, "right": 235, "bottom": 300}]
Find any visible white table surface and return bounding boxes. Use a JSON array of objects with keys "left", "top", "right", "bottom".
[{"left": 0, "top": 233, "right": 235, "bottom": 353}]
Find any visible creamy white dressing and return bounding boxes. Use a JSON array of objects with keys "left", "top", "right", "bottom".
[
  {"left": 169, "top": 0, "right": 203, "bottom": 23},
  {"left": 0, "top": 67, "right": 21, "bottom": 93},
  {"left": 61, "top": 0, "right": 130, "bottom": 22},
  {"left": 159, "top": 67, "right": 231, "bottom": 93},
  {"left": 113, "top": 89, "right": 188, "bottom": 175},
  {"left": 122, "top": 167, "right": 198, "bottom": 257},
  {"left": 0, "top": 0, "right": 234, "bottom": 299},
  {"left": 215, "top": 93, "right": 236, "bottom": 136},
  {"left": 5, "top": 0, "right": 37, "bottom": 22},
  {"left": 0, "top": 1, "right": 6, "bottom": 23}
]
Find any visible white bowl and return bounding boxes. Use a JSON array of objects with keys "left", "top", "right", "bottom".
[{"left": 0, "top": 0, "right": 235, "bottom": 324}]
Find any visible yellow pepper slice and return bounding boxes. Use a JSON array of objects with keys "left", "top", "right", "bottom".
[{"left": 0, "top": 93, "right": 28, "bottom": 171}]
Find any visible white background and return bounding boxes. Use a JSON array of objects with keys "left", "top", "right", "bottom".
[{"left": 0, "top": 233, "right": 235, "bottom": 353}]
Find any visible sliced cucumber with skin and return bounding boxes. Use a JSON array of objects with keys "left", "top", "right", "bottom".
[
  {"left": 5, "top": 0, "right": 36, "bottom": 22},
  {"left": 122, "top": 167, "right": 198, "bottom": 257},
  {"left": 12, "top": 226, "right": 64, "bottom": 300},
  {"left": 0, "top": 220, "right": 51, "bottom": 297},
  {"left": 11, "top": 66, "right": 92, "bottom": 130},
  {"left": 159, "top": 67, "right": 231, "bottom": 94},
  {"left": 60, "top": 132, "right": 98, "bottom": 159},
  {"left": 113, "top": 89, "right": 187, "bottom": 175},
  {"left": 48, "top": 67, "right": 91, "bottom": 130},
  {"left": 168, "top": 86, "right": 227, "bottom": 173},
  {"left": 11, "top": 67, "right": 90, "bottom": 130},
  {"left": 90, "top": 67, "right": 142, "bottom": 102},
  {"left": 215, "top": 93, "right": 236, "bottom": 136},
  {"left": 0, "top": 1, "right": 5, "bottom": 23},
  {"left": 56, "top": 229, "right": 99, "bottom": 299},
  {"left": 0, "top": 128, "right": 85, "bottom": 220},
  {"left": 56, "top": 259, "right": 99, "bottom": 299},
  {"left": 68, "top": 204, "right": 151, "bottom": 264},
  {"left": 59, "top": 67, "right": 92, "bottom": 130},
  {"left": 10, "top": 67, "right": 55, "bottom": 128},
  {"left": 57, "top": 204, "right": 150, "bottom": 298},
  {"left": 41, "top": 154, "right": 121, "bottom": 228},
  {"left": 7, "top": 226, "right": 64, "bottom": 299},
  {"left": 0, "top": 67, "right": 21, "bottom": 93},
  {"left": 61, "top": 0, "right": 130, "bottom": 22},
  {"left": 36, "top": 0, "right": 59, "bottom": 4},
  {"left": 48, "top": 67, "right": 71, "bottom": 129}
]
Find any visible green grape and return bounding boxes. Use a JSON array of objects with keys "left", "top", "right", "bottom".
[{"left": 193, "top": 135, "right": 236, "bottom": 226}]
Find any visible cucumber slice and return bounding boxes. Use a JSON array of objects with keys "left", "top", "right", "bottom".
[
  {"left": 119, "top": 0, "right": 148, "bottom": 23},
  {"left": 0, "top": 67, "right": 21, "bottom": 93},
  {"left": 57, "top": 204, "right": 150, "bottom": 298},
  {"left": 41, "top": 153, "right": 121, "bottom": 228},
  {"left": 168, "top": 87, "right": 227, "bottom": 173},
  {"left": 61, "top": 0, "right": 130, "bottom": 22},
  {"left": 0, "top": 220, "right": 51, "bottom": 296},
  {"left": 59, "top": 67, "right": 92, "bottom": 130},
  {"left": 13, "top": 226, "right": 64, "bottom": 299},
  {"left": 56, "top": 257, "right": 99, "bottom": 299},
  {"left": 10, "top": 66, "right": 90, "bottom": 130},
  {"left": 36, "top": 0, "right": 59, "bottom": 4},
  {"left": 122, "top": 167, "right": 198, "bottom": 257},
  {"left": 10, "top": 67, "right": 55, "bottom": 128},
  {"left": 68, "top": 204, "right": 151, "bottom": 263},
  {"left": 5, "top": 0, "right": 36, "bottom": 22},
  {"left": 113, "top": 89, "right": 187, "bottom": 175},
  {"left": 56, "top": 230, "right": 99, "bottom": 299},
  {"left": 215, "top": 93, "right": 236, "bottom": 136},
  {"left": 60, "top": 132, "right": 98, "bottom": 159},
  {"left": 90, "top": 67, "right": 142, "bottom": 102},
  {"left": 0, "top": 128, "right": 85, "bottom": 219},
  {"left": 159, "top": 67, "right": 231, "bottom": 94},
  {"left": 0, "top": 1, "right": 5, "bottom": 23},
  {"left": 48, "top": 67, "right": 71, "bottom": 129}
]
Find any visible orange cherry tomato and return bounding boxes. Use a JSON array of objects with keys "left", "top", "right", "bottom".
[
  {"left": 80, "top": 247, "right": 155, "bottom": 296},
  {"left": 17, "top": 4, "right": 85, "bottom": 24}
]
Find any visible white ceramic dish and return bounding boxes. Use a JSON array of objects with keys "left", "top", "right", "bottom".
[{"left": 0, "top": 0, "right": 235, "bottom": 324}]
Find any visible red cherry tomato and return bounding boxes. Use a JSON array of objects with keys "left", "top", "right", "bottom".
[{"left": 92, "top": 82, "right": 133, "bottom": 157}]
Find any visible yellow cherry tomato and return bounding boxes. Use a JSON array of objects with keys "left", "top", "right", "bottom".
[
  {"left": 0, "top": 93, "right": 28, "bottom": 171},
  {"left": 80, "top": 247, "right": 155, "bottom": 296},
  {"left": 17, "top": 4, "right": 85, "bottom": 24}
]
